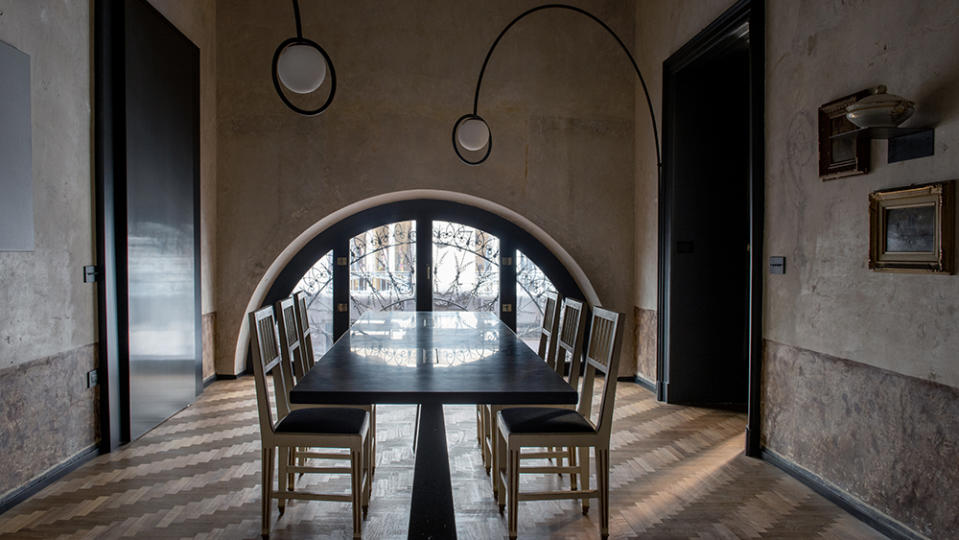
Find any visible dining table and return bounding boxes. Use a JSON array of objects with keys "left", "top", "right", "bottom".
[{"left": 289, "top": 310, "right": 578, "bottom": 539}]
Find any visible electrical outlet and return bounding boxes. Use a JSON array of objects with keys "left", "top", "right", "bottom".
[{"left": 87, "top": 369, "right": 98, "bottom": 388}]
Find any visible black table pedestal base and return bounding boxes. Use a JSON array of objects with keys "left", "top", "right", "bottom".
[{"left": 409, "top": 403, "right": 456, "bottom": 539}]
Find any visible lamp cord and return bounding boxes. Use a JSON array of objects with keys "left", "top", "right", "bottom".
[
  {"left": 471, "top": 3, "right": 662, "bottom": 169},
  {"left": 292, "top": 0, "right": 303, "bottom": 39}
]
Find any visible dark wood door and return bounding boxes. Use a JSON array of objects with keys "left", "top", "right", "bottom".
[{"left": 662, "top": 34, "right": 751, "bottom": 405}]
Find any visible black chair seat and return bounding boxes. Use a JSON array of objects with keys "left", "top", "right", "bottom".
[
  {"left": 276, "top": 407, "right": 367, "bottom": 434},
  {"left": 499, "top": 407, "right": 595, "bottom": 434}
]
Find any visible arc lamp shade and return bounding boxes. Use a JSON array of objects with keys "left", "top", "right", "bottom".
[
  {"left": 277, "top": 43, "right": 327, "bottom": 94},
  {"left": 456, "top": 117, "right": 491, "bottom": 151}
]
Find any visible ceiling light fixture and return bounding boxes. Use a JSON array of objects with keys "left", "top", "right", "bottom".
[
  {"left": 452, "top": 3, "right": 661, "bottom": 173},
  {"left": 272, "top": 0, "right": 336, "bottom": 116}
]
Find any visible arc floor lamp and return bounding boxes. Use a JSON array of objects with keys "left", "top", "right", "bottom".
[
  {"left": 451, "top": 3, "right": 662, "bottom": 175},
  {"left": 271, "top": 0, "right": 336, "bottom": 116}
]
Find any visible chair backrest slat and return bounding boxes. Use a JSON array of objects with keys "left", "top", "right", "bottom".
[
  {"left": 537, "top": 291, "right": 563, "bottom": 367},
  {"left": 249, "top": 307, "right": 293, "bottom": 438},
  {"left": 293, "top": 291, "right": 316, "bottom": 370},
  {"left": 576, "top": 307, "right": 624, "bottom": 438},
  {"left": 276, "top": 297, "right": 308, "bottom": 382},
  {"left": 554, "top": 298, "right": 587, "bottom": 389}
]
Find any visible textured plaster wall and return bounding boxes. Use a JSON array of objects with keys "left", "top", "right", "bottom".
[
  {"left": 633, "top": 0, "right": 959, "bottom": 387},
  {"left": 0, "top": 0, "right": 97, "bottom": 501},
  {"left": 147, "top": 0, "right": 218, "bottom": 379},
  {"left": 765, "top": 0, "right": 959, "bottom": 389},
  {"left": 630, "top": 0, "right": 959, "bottom": 535},
  {"left": 0, "top": 0, "right": 95, "bottom": 370},
  {"left": 216, "top": 0, "right": 637, "bottom": 375},
  {"left": 632, "top": 0, "right": 733, "bottom": 378}
]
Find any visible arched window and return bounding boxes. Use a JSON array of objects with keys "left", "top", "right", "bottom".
[{"left": 266, "top": 200, "right": 583, "bottom": 358}]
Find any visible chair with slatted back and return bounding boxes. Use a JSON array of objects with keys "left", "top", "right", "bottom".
[
  {"left": 496, "top": 307, "right": 625, "bottom": 539},
  {"left": 277, "top": 297, "right": 310, "bottom": 382},
  {"left": 292, "top": 291, "right": 316, "bottom": 371},
  {"left": 487, "top": 297, "right": 586, "bottom": 499},
  {"left": 249, "top": 306, "right": 372, "bottom": 539},
  {"left": 478, "top": 291, "right": 564, "bottom": 470},
  {"left": 278, "top": 296, "right": 377, "bottom": 481}
]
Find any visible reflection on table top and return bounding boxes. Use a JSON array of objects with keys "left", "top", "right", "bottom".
[{"left": 290, "top": 311, "right": 577, "bottom": 406}]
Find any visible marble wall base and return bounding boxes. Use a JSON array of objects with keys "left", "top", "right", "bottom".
[
  {"left": 762, "top": 340, "right": 959, "bottom": 538},
  {"left": 202, "top": 312, "right": 215, "bottom": 381},
  {"left": 0, "top": 344, "right": 98, "bottom": 499},
  {"left": 634, "top": 307, "right": 657, "bottom": 382}
]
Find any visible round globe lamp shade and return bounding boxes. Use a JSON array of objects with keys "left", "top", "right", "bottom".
[
  {"left": 277, "top": 43, "right": 327, "bottom": 94},
  {"left": 457, "top": 118, "right": 490, "bottom": 151}
]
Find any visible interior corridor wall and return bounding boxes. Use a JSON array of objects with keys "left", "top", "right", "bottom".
[
  {"left": 632, "top": 1, "right": 959, "bottom": 536},
  {"left": 215, "top": 0, "right": 638, "bottom": 377}
]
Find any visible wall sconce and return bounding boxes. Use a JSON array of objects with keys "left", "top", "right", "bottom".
[
  {"left": 272, "top": 0, "right": 336, "bottom": 116},
  {"left": 452, "top": 3, "right": 661, "bottom": 173}
]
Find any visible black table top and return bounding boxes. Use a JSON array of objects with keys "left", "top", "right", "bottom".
[{"left": 290, "top": 311, "right": 578, "bottom": 406}]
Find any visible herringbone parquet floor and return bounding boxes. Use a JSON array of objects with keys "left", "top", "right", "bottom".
[{"left": 0, "top": 378, "right": 885, "bottom": 539}]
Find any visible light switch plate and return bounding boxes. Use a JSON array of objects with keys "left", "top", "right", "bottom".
[{"left": 769, "top": 256, "right": 786, "bottom": 274}]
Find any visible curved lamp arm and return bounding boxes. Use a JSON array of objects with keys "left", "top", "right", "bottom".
[{"left": 453, "top": 3, "right": 662, "bottom": 169}]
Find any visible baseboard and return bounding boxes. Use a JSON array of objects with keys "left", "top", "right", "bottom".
[
  {"left": 633, "top": 374, "right": 657, "bottom": 392},
  {"left": 202, "top": 374, "right": 217, "bottom": 387},
  {"left": 215, "top": 373, "right": 239, "bottom": 380},
  {"left": 760, "top": 448, "right": 925, "bottom": 540},
  {"left": 0, "top": 444, "right": 100, "bottom": 515}
]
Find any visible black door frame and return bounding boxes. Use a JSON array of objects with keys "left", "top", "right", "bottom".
[{"left": 657, "top": 0, "right": 765, "bottom": 457}]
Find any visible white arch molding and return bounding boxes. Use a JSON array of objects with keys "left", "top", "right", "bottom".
[{"left": 232, "top": 189, "right": 601, "bottom": 373}]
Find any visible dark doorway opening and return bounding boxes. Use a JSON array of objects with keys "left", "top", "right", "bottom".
[{"left": 657, "top": 0, "right": 764, "bottom": 456}]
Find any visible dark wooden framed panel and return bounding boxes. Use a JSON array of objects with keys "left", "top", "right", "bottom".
[
  {"left": 658, "top": 0, "right": 765, "bottom": 456},
  {"left": 95, "top": 0, "right": 202, "bottom": 445}
]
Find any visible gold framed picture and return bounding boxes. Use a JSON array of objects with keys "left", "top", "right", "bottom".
[{"left": 868, "top": 181, "right": 955, "bottom": 273}]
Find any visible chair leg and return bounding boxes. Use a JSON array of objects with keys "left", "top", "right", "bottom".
[
  {"left": 288, "top": 448, "right": 296, "bottom": 492},
  {"left": 597, "top": 448, "right": 609, "bottom": 538},
  {"left": 480, "top": 406, "right": 491, "bottom": 474},
  {"left": 261, "top": 446, "right": 274, "bottom": 538},
  {"left": 412, "top": 404, "right": 421, "bottom": 452},
  {"left": 507, "top": 447, "right": 520, "bottom": 540},
  {"left": 370, "top": 405, "right": 377, "bottom": 477},
  {"left": 579, "top": 446, "right": 590, "bottom": 515},
  {"left": 488, "top": 409, "right": 498, "bottom": 493},
  {"left": 277, "top": 447, "right": 289, "bottom": 515},
  {"left": 351, "top": 449, "right": 362, "bottom": 538},
  {"left": 568, "top": 446, "right": 578, "bottom": 491},
  {"left": 363, "top": 433, "right": 372, "bottom": 517},
  {"left": 495, "top": 426, "right": 507, "bottom": 513}
]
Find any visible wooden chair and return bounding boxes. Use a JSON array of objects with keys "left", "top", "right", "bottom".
[
  {"left": 496, "top": 307, "right": 625, "bottom": 539},
  {"left": 487, "top": 297, "right": 586, "bottom": 499},
  {"left": 249, "top": 306, "right": 372, "bottom": 539},
  {"left": 277, "top": 296, "right": 377, "bottom": 480},
  {"left": 478, "top": 291, "right": 564, "bottom": 470},
  {"left": 292, "top": 291, "right": 316, "bottom": 371}
]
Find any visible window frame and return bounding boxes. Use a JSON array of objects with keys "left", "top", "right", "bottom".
[{"left": 263, "top": 199, "right": 584, "bottom": 340}]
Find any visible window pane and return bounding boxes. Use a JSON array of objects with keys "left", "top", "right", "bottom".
[
  {"left": 432, "top": 221, "right": 499, "bottom": 312},
  {"left": 516, "top": 249, "right": 557, "bottom": 350},
  {"left": 292, "top": 250, "right": 334, "bottom": 357},
  {"left": 350, "top": 221, "right": 417, "bottom": 324}
]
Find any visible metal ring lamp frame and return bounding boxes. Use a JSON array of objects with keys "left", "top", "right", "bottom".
[
  {"left": 454, "top": 3, "right": 662, "bottom": 170},
  {"left": 271, "top": 0, "right": 337, "bottom": 116}
]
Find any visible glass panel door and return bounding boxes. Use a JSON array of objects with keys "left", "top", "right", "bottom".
[
  {"left": 516, "top": 249, "right": 558, "bottom": 349},
  {"left": 292, "top": 250, "right": 335, "bottom": 356},
  {"left": 432, "top": 221, "right": 499, "bottom": 312},
  {"left": 349, "top": 221, "right": 417, "bottom": 324}
]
